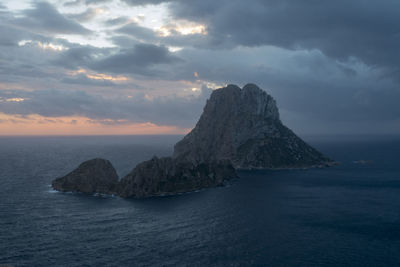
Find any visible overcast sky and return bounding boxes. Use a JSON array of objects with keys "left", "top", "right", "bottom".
[{"left": 0, "top": 0, "right": 399, "bottom": 135}]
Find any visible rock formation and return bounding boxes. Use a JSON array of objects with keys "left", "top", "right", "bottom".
[
  {"left": 52, "top": 83, "right": 334, "bottom": 198},
  {"left": 174, "top": 84, "right": 333, "bottom": 169},
  {"left": 117, "top": 157, "right": 237, "bottom": 198},
  {"left": 52, "top": 158, "right": 119, "bottom": 194}
]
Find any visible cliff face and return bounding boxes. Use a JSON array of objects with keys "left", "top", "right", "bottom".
[{"left": 173, "top": 84, "right": 332, "bottom": 169}]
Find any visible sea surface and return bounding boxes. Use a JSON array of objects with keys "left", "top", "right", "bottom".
[{"left": 1, "top": 135, "right": 400, "bottom": 266}]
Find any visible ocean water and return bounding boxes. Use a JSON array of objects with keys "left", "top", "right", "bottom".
[{"left": 1, "top": 135, "right": 400, "bottom": 266}]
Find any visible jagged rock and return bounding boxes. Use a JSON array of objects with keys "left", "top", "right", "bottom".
[
  {"left": 117, "top": 157, "right": 237, "bottom": 198},
  {"left": 173, "top": 83, "right": 334, "bottom": 169},
  {"left": 52, "top": 158, "right": 119, "bottom": 194}
]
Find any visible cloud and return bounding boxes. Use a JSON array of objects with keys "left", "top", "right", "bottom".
[
  {"left": 0, "top": 5, "right": 181, "bottom": 84},
  {"left": 185, "top": 0, "right": 399, "bottom": 72},
  {"left": 52, "top": 45, "right": 110, "bottom": 69},
  {"left": 61, "top": 73, "right": 116, "bottom": 86},
  {"left": 112, "top": 21, "right": 213, "bottom": 49},
  {"left": 112, "top": 0, "right": 400, "bottom": 133},
  {"left": 121, "top": 0, "right": 400, "bottom": 73},
  {"left": 67, "top": 7, "right": 104, "bottom": 22},
  {"left": 0, "top": 27, "right": 72, "bottom": 83},
  {"left": 0, "top": 87, "right": 212, "bottom": 127},
  {"left": 1, "top": 0, "right": 400, "bottom": 134},
  {"left": 49, "top": 40, "right": 182, "bottom": 78},
  {"left": 90, "top": 43, "right": 182, "bottom": 76},
  {"left": 64, "top": 0, "right": 112, "bottom": 7},
  {"left": 170, "top": 46, "right": 400, "bottom": 131},
  {"left": 85, "top": 0, "right": 112, "bottom": 4},
  {"left": 121, "top": 0, "right": 171, "bottom": 6},
  {"left": 104, "top": 16, "right": 131, "bottom": 26},
  {"left": 115, "top": 22, "right": 158, "bottom": 42},
  {"left": 14, "top": 2, "right": 91, "bottom": 35}
]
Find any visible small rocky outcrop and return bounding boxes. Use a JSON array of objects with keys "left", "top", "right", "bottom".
[
  {"left": 117, "top": 157, "right": 237, "bottom": 198},
  {"left": 52, "top": 158, "right": 119, "bottom": 194},
  {"left": 173, "top": 84, "right": 334, "bottom": 169}
]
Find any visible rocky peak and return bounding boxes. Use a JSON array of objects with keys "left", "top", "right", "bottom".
[
  {"left": 200, "top": 83, "right": 279, "bottom": 122},
  {"left": 174, "top": 84, "right": 332, "bottom": 169},
  {"left": 240, "top": 83, "right": 280, "bottom": 121}
]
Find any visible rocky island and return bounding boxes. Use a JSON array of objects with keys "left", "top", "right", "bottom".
[
  {"left": 52, "top": 158, "right": 119, "bottom": 195},
  {"left": 52, "top": 83, "right": 334, "bottom": 198},
  {"left": 117, "top": 157, "right": 236, "bottom": 198},
  {"left": 174, "top": 83, "right": 333, "bottom": 169}
]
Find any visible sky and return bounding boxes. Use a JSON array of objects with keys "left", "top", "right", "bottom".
[{"left": 0, "top": 0, "right": 399, "bottom": 135}]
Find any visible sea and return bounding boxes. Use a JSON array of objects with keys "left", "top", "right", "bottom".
[{"left": 0, "top": 135, "right": 399, "bottom": 266}]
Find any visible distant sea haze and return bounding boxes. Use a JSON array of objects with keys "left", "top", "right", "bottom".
[{"left": 0, "top": 135, "right": 399, "bottom": 266}]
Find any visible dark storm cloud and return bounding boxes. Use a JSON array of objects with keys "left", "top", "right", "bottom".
[
  {"left": 198, "top": 0, "right": 400, "bottom": 70},
  {"left": 171, "top": 46, "right": 400, "bottom": 132},
  {"left": 123, "top": 0, "right": 400, "bottom": 72},
  {"left": 90, "top": 43, "right": 182, "bottom": 75},
  {"left": 0, "top": 88, "right": 212, "bottom": 127},
  {"left": 49, "top": 41, "right": 182, "bottom": 78},
  {"left": 118, "top": 0, "right": 399, "bottom": 133},
  {"left": 14, "top": 2, "right": 91, "bottom": 35},
  {"left": 52, "top": 45, "right": 111, "bottom": 69}
]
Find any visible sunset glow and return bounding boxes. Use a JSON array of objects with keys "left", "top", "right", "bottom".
[
  {"left": 68, "top": 69, "right": 130, "bottom": 82},
  {"left": 0, "top": 113, "right": 190, "bottom": 136}
]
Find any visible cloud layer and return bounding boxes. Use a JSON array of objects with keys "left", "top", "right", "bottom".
[{"left": 0, "top": 0, "right": 399, "bottom": 134}]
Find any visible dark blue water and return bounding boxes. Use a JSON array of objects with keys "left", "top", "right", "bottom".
[{"left": 1, "top": 135, "right": 400, "bottom": 266}]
